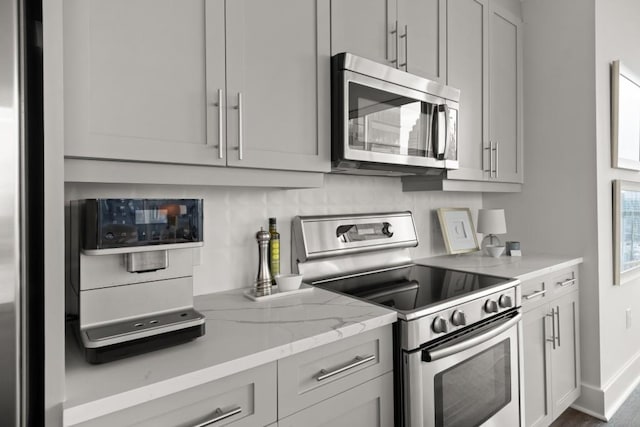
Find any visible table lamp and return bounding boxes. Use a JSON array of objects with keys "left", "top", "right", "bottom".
[{"left": 477, "top": 209, "right": 506, "bottom": 251}]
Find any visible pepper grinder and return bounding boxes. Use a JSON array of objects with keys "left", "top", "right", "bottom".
[{"left": 255, "top": 227, "right": 273, "bottom": 297}]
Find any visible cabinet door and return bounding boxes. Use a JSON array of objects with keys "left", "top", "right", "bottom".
[
  {"left": 205, "top": 0, "right": 229, "bottom": 167},
  {"left": 522, "top": 305, "right": 553, "bottom": 427},
  {"left": 550, "top": 291, "right": 581, "bottom": 419},
  {"left": 444, "top": 0, "right": 489, "bottom": 181},
  {"left": 398, "top": 0, "right": 446, "bottom": 82},
  {"left": 278, "top": 372, "right": 394, "bottom": 427},
  {"left": 225, "top": 0, "right": 330, "bottom": 172},
  {"left": 64, "top": 0, "right": 222, "bottom": 166},
  {"left": 489, "top": 3, "right": 523, "bottom": 183},
  {"left": 331, "top": 0, "right": 397, "bottom": 67}
]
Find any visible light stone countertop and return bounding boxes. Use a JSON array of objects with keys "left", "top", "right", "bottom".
[
  {"left": 64, "top": 286, "right": 397, "bottom": 426},
  {"left": 414, "top": 252, "right": 583, "bottom": 281}
]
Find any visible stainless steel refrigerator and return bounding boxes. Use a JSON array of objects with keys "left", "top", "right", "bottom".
[{"left": 1, "top": 0, "right": 44, "bottom": 424}]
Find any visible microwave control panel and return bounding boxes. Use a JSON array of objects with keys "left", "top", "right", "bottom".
[{"left": 82, "top": 198, "right": 203, "bottom": 249}]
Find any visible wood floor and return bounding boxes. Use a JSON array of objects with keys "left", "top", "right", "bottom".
[{"left": 550, "top": 385, "right": 640, "bottom": 426}]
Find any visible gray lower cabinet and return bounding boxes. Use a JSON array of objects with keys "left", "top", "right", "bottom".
[
  {"left": 63, "top": 0, "right": 330, "bottom": 174},
  {"left": 73, "top": 362, "right": 277, "bottom": 427},
  {"left": 278, "top": 372, "right": 394, "bottom": 427},
  {"left": 71, "top": 326, "right": 394, "bottom": 426},
  {"left": 277, "top": 325, "right": 392, "bottom": 418},
  {"left": 522, "top": 267, "right": 581, "bottom": 427}
]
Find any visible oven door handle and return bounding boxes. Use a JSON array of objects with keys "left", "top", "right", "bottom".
[{"left": 423, "top": 312, "right": 522, "bottom": 362}]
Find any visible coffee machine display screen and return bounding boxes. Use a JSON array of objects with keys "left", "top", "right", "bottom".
[
  {"left": 82, "top": 198, "right": 204, "bottom": 250},
  {"left": 135, "top": 209, "right": 168, "bottom": 225}
]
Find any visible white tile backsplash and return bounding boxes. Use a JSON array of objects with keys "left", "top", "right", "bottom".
[{"left": 65, "top": 174, "right": 481, "bottom": 294}]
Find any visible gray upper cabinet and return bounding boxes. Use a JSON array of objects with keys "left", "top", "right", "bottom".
[
  {"left": 399, "top": 0, "right": 446, "bottom": 82},
  {"left": 331, "top": 0, "right": 445, "bottom": 82},
  {"left": 403, "top": 0, "right": 522, "bottom": 191},
  {"left": 64, "top": 0, "right": 330, "bottom": 174},
  {"left": 223, "top": 0, "right": 330, "bottom": 172},
  {"left": 64, "top": 0, "right": 212, "bottom": 166},
  {"left": 444, "top": 0, "right": 489, "bottom": 182},
  {"left": 489, "top": 2, "right": 522, "bottom": 183},
  {"left": 447, "top": 0, "right": 522, "bottom": 184},
  {"left": 330, "top": 0, "right": 395, "bottom": 67}
]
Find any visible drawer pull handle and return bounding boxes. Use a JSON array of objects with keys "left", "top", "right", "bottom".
[
  {"left": 316, "top": 354, "right": 376, "bottom": 381},
  {"left": 193, "top": 406, "right": 242, "bottom": 427},
  {"left": 524, "top": 289, "right": 547, "bottom": 300},
  {"left": 558, "top": 278, "right": 576, "bottom": 287}
]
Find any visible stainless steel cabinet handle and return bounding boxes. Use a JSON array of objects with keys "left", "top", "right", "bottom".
[
  {"left": 484, "top": 144, "right": 492, "bottom": 176},
  {"left": 492, "top": 141, "right": 498, "bottom": 178},
  {"left": 192, "top": 406, "right": 242, "bottom": 427},
  {"left": 556, "top": 306, "right": 561, "bottom": 347},
  {"left": 546, "top": 308, "right": 556, "bottom": 350},
  {"left": 217, "top": 89, "right": 223, "bottom": 159},
  {"left": 558, "top": 278, "right": 577, "bottom": 287},
  {"left": 390, "top": 21, "right": 399, "bottom": 67},
  {"left": 524, "top": 289, "right": 547, "bottom": 300},
  {"left": 316, "top": 354, "right": 376, "bottom": 381},
  {"left": 399, "top": 25, "right": 408, "bottom": 70},
  {"left": 209, "top": 89, "right": 224, "bottom": 159},
  {"left": 234, "top": 93, "right": 243, "bottom": 160}
]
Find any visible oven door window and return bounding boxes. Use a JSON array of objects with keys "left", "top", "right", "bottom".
[
  {"left": 348, "top": 82, "right": 435, "bottom": 158},
  {"left": 434, "top": 338, "right": 511, "bottom": 427}
]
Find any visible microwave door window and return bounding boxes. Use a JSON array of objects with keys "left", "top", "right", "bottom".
[{"left": 348, "top": 82, "right": 431, "bottom": 158}]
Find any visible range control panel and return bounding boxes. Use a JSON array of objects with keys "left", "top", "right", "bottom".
[{"left": 82, "top": 199, "right": 203, "bottom": 249}]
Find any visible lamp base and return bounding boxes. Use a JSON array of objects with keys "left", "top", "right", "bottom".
[{"left": 481, "top": 234, "right": 502, "bottom": 254}]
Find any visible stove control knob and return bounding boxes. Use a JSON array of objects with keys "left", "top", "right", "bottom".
[
  {"left": 432, "top": 316, "right": 448, "bottom": 334},
  {"left": 382, "top": 224, "right": 394, "bottom": 237},
  {"left": 499, "top": 295, "right": 513, "bottom": 308},
  {"left": 485, "top": 300, "right": 499, "bottom": 314},
  {"left": 451, "top": 310, "right": 467, "bottom": 327}
]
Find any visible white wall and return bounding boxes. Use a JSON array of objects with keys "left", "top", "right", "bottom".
[
  {"left": 66, "top": 175, "right": 481, "bottom": 295},
  {"left": 594, "top": 0, "right": 640, "bottom": 417},
  {"left": 483, "top": 0, "right": 603, "bottom": 415}
]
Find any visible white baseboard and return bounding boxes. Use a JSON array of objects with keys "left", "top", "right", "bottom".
[
  {"left": 573, "top": 382, "right": 606, "bottom": 420},
  {"left": 573, "top": 348, "right": 640, "bottom": 421},
  {"left": 602, "top": 349, "right": 640, "bottom": 420}
]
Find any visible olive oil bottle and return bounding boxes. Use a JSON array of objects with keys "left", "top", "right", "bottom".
[{"left": 268, "top": 217, "right": 280, "bottom": 285}]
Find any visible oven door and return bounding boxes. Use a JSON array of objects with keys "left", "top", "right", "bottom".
[
  {"left": 404, "top": 311, "right": 522, "bottom": 427},
  {"left": 335, "top": 70, "right": 459, "bottom": 169}
]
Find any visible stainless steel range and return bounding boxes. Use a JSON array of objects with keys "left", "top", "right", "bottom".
[{"left": 292, "top": 212, "right": 523, "bottom": 427}]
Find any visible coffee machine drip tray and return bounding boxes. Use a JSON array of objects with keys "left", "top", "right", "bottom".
[{"left": 80, "top": 308, "right": 205, "bottom": 364}]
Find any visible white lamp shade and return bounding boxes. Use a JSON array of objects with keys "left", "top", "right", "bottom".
[{"left": 477, "top": 209, "right": 507, "bottom": 234}]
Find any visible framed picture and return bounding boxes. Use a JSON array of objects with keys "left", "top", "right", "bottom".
[
  {"left": 611, "top": 60, "right": 640, "bottom": 170},
  {"left": 614, "top": 180, "right": 640, "bottom": 285},
  {"left": 437, "top": 208, "right": 480, "bottom": 254}
]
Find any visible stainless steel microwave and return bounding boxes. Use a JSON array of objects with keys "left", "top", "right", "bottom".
[{"left": 331, "top": 53, "right": 460, "bottom": 176}]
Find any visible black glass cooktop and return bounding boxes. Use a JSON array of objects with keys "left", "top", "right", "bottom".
[{"left": 312, "top": 264, "right": 509, "bottom": 314}]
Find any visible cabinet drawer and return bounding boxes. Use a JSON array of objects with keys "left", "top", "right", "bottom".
[
  {"left": 278, "top": 372, "right": 394, "bottom": 427},
  {"left": 75, "top": 362, "right": 276, "bottom": 427},
  {"left": 550, "top": 267, "right": 579, "bottom": 297},
  {"left": 522, "top": 266, "right": 579, "bottom": 311},
  {"left": 277, "top": 325, "right": 393, "bottom": 418},
  {"left": 521, "top": 276, "right": 550, "bottom": 310}
]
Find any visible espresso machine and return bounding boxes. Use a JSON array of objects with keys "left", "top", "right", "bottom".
[{"left": 68, "top": 198, "right": 206, "bottom": 364}]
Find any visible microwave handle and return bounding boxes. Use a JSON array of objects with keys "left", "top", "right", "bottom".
[
  {"left": 442, "top": 103, "right": 450, "bottom": 160},
  {"left": 434, "top": 105, "right": 447, "bottom": 159}
]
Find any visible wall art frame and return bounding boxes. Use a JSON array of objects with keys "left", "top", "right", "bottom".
[
  {"left": 611, "top": 60, "right": 640, "bottom": 170},
  {"left": 614, "top": 180, "right": 640, "bottom": 285},
  {"left": 437, "top": 208, "right": 480, "bottom": 255}
]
